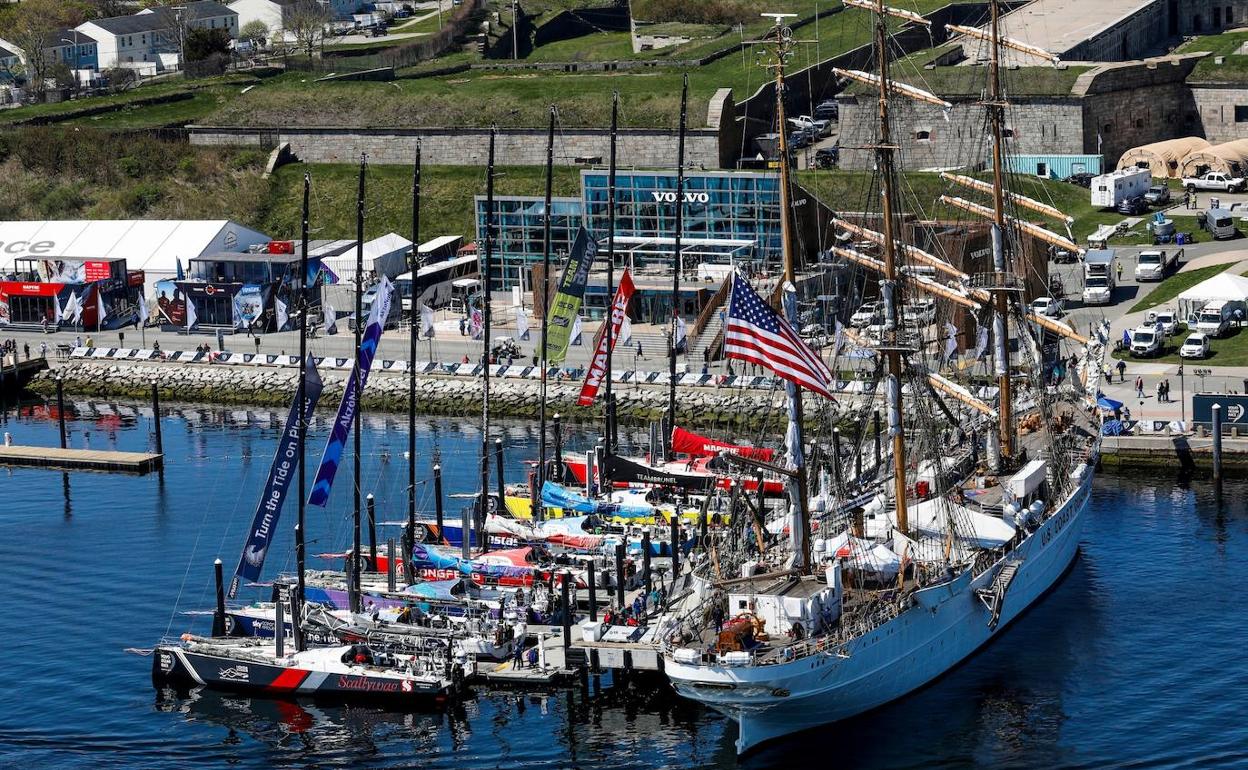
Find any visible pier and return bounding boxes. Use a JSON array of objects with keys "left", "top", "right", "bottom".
[
  {"left": 0, "top": 445, "right": 164, "bottom": 474},
  {"left": 0, "top": 356, "right": 47, "bottom": 397},
  {"left": 1101, "top": 434, "right": 1248, "bottom": 476}
]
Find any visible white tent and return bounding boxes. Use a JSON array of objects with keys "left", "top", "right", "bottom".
[
  {"left": 321, "top": 233, "right": 414, "bottom": 285},
  {"left": 1175, "top": 270, "right": 1248, "bottom": 319},
  {"left": 0, "top": 219, "right": 270, "bottom": 293}
]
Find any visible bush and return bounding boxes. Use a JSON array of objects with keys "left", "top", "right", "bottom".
[
  {"left": 38, "top": 183, "right": 89, "bottom": 217},
  {"left": 117, "top": 155, "right": 143, "bottom": 178},
  {"left": 227, "top": 149, "right": 267, "bottom": 171},
  {"left": 631, "top": 0, "right": 753, "bottom": 25},
  {"left": 122, "top": 181, "right": 164, "bottom": 214}
]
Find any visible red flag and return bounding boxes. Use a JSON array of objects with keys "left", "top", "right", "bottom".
[{"left": 578, "top": 270, "right": 635, "bottom": 406}]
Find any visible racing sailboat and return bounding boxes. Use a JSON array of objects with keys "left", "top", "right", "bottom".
[{"left": 661, "top": 5, "right": 1109, "bottom": 753}]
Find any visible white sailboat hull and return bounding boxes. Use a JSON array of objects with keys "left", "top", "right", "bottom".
[{"left": 665, "top": 470, "right": 1092, "bottom": 754}]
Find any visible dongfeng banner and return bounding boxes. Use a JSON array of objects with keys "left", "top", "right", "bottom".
[
  {"left": 307, "top": 277, "right": 394, "bottom": 507},
  {"left": 546, "top": 228, "right": 598, "bottom": 364},
  {"left": 228, "top": 359, "right": 324, "bottom": 597},
  {"left": 578, "top": 269, "right": 635, "bottom": 406}
]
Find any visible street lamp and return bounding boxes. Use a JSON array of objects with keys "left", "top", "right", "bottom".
[{"left": 60, "top": 37, "right": 80, "bottom": 96}]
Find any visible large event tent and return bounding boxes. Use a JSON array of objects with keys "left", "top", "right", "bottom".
[
  {"left": 1118, "top": 137, "right": 1210, "bottom": 178},
  {"left": 1175, "top": 269, "right": 1248, "bottom": 318},
  {"left": 1178, "top": 139, "right": 1248, "bottom": 179},
  {"left": 0, "top": 220, "right": 271, "bottom": 293}
]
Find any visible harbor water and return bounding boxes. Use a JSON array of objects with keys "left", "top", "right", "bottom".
[{"left": 0, "top": 399, "right": 1245, "bottom": 769}]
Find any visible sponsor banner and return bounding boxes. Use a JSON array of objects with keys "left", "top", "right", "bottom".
[
  {"left": 154, "top": 279, "right": 185, "bottom": 326},
  {"left": 545, "top": 228, "right": 598, "bottom": 365},
  {"left": 228, "top": 359, "right": 325, "bottom": 598},
  {"left": 233, "top": 284, "right": 264, "bottom": 330},
  {"left": 308, "top": 278, "right": 394, "bottom": 507},
  {"left": 578, "top": 270, "right": 635, "bottom": 406}
]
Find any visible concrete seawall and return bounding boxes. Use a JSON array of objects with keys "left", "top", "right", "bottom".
[
  {"left": 32, "top": 360, "right": 818, "bottom": 430},
  {"left": 1101, "top": 433, "right": 1248, "bottom": 475}
]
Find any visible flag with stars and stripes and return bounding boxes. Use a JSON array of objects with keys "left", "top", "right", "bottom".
[{"left": 724, "top": 273, "right": 834, "bottom": 398}]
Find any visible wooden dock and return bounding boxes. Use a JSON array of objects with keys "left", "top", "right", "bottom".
[
  {"left": 0, "top": 445, "right": 163, "bottom": 474},
  {"left": 0, "top": 356, "right": 48, "bottom": 396}
]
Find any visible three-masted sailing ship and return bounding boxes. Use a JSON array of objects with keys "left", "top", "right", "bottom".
[{"left": 661, "top": 4, "right": 1111, "bottom": 753}]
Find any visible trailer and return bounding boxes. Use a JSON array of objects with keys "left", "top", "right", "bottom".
[{"left": 1091, "top": 168, "right": 1151, "bottom": 209}]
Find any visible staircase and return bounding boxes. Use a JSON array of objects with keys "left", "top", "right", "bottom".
[
  {"left": 975, "top": 560, "right": 1021, "bottom": 629},
  {"left": 689, "top": 310, "right": 724, "bottom": 363}
]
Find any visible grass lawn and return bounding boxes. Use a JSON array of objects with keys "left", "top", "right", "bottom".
[
  {"left": 525, "top": 32, "right": 645, "bottom": 63},
  {"left": 1112, "top": 324, "right": 1248, "bottom": 366},
  {"left": 1128, "top": 261, "right": 1239, "bottom": 313},
  {"left": 796, "top": 169, "right": 1125, "bottom": 242},
  {"left": 1178, "top": 30, "right": 1248, "bottom": 83},
  {"left": 0, "top": 74, "right": 257, "bottom": 126},
  {"left": 322, "top": 36, "right": 422, "bottom": 54},
  {"left": 258, "top": 162, "right": 582, "bottom": 244}
]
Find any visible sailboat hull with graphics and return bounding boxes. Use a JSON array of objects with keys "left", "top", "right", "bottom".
[{"left": 664, "top": 465, "right": 1092, "bottom": 754}]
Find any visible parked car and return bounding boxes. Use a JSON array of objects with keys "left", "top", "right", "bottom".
[
  {"left": 1129, "top": 325, "right": 1162, "bottom": 357},
  {"left": 1115, "top": 196, "right": 1148, "bottom": 215},
  {"left": 1066, "top": 172, "right": 1095, "bottom": 188},
  {"left": 1031, "top": 296, "right": 1064, "bottom": 318},
  {"left": 788, "top": 115, "right": 830, "bottom": 137},
  {"left": 1143, "top": 185, "right": 1171, "bottom": 206},
  {"left": 850, "top": 301, "right": 879, "bottom": 327},
  {"left": 788, "top": 128, "right": 814, "bottom": 150},
  {"left": 1146, "top": 309, "right": 1179, "bottom": 337},
  {"left": 1179, "top": 332, "right": 1210, "bottom": 358},
  {"left": 1049, "top": 245, "right": 1076, "bottom": 263},
  {"left": 814, "top": 146, "right": 839, "bottom": 169},
  {"left": 1182, "top": 171, "right": 1246, "bottom": 192},
  {"left": 814, "top": 100, "right": 839, "bottom": 122}
]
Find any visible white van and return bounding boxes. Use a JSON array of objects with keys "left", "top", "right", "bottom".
[
  {"left": 1204, "top": 208, "right": 1239, "bottom": 240},
  {"left": 1195, "top": 300, "right": 1235, "bottom": 338},
  {"left": 1129, "top": 325, "right": 1162, "bottom": 357}
]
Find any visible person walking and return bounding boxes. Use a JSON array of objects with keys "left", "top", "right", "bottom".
[
  {"left": 1156, "top": 381, "right": 1163, "bottom": 402},
  {"left": 1116, "top": 262, "right": 1123, "bottom": 283},
  {"left": 1135, "top": 375, "right": 1144, "bottom": 399},
  {"left": 1116, "top": 359, "right": 1127, "bottom": 382}
]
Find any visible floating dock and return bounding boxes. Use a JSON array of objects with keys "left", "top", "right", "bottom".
[
  {"left": 0, "top": 445, "right": 163, "bottom": 474},
  {"left": 0, "top": 357, "right": 47, "bottom": 397}
]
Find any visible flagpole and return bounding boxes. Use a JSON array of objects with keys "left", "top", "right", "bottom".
[
  {"left": 667, "top": 74, "right": 688, "bottom": 462},
  {"left": 352, "top": 153, "right": 366, "bottom": 611},
  {"left": 407, "top": 139, "right": 421, "bottom": 584},
  {"left": 479, "top": 126, "right": 497, "bottom": 555},
  {"left": 605, "top": 90, "right": 618, "bottom": 454},
  {"left": 297, "top": 171, "right": 311, "bottom": 626},
  {"left": 537, "top": 106, "right": 555, "bottom": 523}
]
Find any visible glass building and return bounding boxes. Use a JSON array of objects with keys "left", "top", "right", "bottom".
[{"left": 473, "top": 170, "right": 782, "bottom": 291}]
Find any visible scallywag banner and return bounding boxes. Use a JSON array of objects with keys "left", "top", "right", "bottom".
[
  {"left": 578, "top": 269, "right": 635, "bottom": 406},
  {"left": 308, "top": 277, "right": 394, "bottom": 507},
  {"left": 545, "top": 228, "right": 598, "bottom": 365},
  {"left": 229, "top": 358, "right": 324, "bottom": 597}
]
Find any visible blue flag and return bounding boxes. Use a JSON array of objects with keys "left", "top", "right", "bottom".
[
  {"left": 308, "top": 277, "right": 394, "bottom": 507},
  {"left": 228, "top": 358, "right": 324, "bottom": 598}
]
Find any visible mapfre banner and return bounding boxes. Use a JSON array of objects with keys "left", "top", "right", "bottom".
[{"left": 577, "top": 270, "right": 635, "bottom": 406}]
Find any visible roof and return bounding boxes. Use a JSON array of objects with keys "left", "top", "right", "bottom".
[
  {"left": 1118, "top": 137, "right": 1211, "bottom": 178},
  {"left": 88, "top": 2, "right": 235, "bottom": 35},
  {"left": 54, "top": 30, "right": 95, "bottom": 46},
  {"left": 191, "top": 251, "right": 302, "bottom": 264},
  {"left": 145, "top": 1, "right": 237, "bottom": 23},
  {"left": 956, "top": 0, "right": 1156, "bottom": 61},
  {"left": 1176, "top": 272, "right": 1248, "bottom": 304},
  {"left": 1180, "top": 139, "right": 1248, "bottom": 178},
  {"left": 0, "top": 220, "right": 270, "bottom": 275},
  {"left": 0, "top": 45, "right": 15, "bottom": 59}
]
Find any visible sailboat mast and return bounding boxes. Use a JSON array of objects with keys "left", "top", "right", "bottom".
[
  {"left": 352, "top": 154, "right": 365, "bottom": 611},
  {"left": 480, "top": 127, "right": 496, "bottom": 554},
  {"left": 872, "top": 5, "right": 910, "bottom": 536},
  {"left": 537, "top": 107, "right": 555, "bottom": 523},
  {"left": 987, "top": 0, "right": 1015, "bottom": 460},
  {"left": 296, "top": 172, "right": 310, "bottom": 609},
  {"left": 769, "top": 22, "right": 813, "bottom": 572},
  {"left": 408, "top": 141, "right": 421, "bottom": 583},
  {"left": 605, "top": 91, "right": 619, "bottom": 454},
  {"left": 667, "top": 74, "right": 688, "bottom": 461}
]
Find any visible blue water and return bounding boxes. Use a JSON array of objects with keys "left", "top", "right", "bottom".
[{"left": 0, "top": 398, "right": 1245, "bottom": 769}]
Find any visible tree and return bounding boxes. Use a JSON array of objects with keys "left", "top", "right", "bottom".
[
  {"left": 5, "top": 0, "right": 90, "bottom": 102},
  {"left": 184, "top": 27, "right": 231, "bottom": 62},
  {"left": 239, "top": 19, "right": 269, "bottom": 50},
  {"left": 287, "top": 0, "right": 331, "bottom": 58}
]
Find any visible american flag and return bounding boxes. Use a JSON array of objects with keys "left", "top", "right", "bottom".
[{"left": 724, "top": 273, "right": 835, "bottom": 398}]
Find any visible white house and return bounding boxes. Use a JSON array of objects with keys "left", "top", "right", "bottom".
[
  {"left": 76, "top": 1, "right": 238, "bottom": 70},
  {"left": 0, "top": 43, "right": 18, "bottom": 75},
  {"left": 227, "top": 0, "right": 300, "bottom": 37}
]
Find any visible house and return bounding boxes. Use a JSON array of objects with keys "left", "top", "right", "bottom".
[
  {"left": 227, "top": 0, "right": 300, "bottom": 37},
  {"left": 76, "top": 1, "right": 238, "bottom": 70},
  {"left": 0, "top": 30, "right": 98, "bottom": 72},
  {"left": 0, "top": 44, "right": 18, "bottom": 78}
]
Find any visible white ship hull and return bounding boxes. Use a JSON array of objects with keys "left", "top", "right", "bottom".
[{"left": 665, "top": 468, "right": 1093, "bottom": 754}]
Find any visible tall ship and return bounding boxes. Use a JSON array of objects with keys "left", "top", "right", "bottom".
[{"left": 661, "top": 3, "right": 1112, "bottom": 754}]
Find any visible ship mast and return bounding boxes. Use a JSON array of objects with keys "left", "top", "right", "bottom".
[
  {"left": 870, "top": 2, "right": 911, "bottom": 536},
  {"left": 987, "top": 0, "right": 1015, "bottom": 461},
  {"left": 757, "top": 14, "right": 812, "bottom": 570}
]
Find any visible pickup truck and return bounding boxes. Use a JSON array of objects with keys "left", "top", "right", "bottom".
[
  {"left": 788, "top": 115, "right": 831, "bottom": 137},
  {"left": 1182, "top": 171, "right": 1246, "bottom": 192},
  {"left": 1134, "top": 247, "right": 1182, "bottom": 281}
]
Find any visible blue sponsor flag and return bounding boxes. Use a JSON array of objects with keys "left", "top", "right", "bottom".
[
  {"left": 308, "top": 277, "right": 394, "bottom": 507},
  {"left": 228, "top": 358, "right": 324, "bottom": 598}
]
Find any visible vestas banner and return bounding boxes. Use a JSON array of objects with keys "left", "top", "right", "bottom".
[
  {"left": 228, "top": 358, "right": 324, "bottom": 598},
  {"left": 545, "top": 228, "right": 598, "bottom": 365},
  {"left": 578, "top": 269, "right": 634, "bottom": 406},
  {"left": 308, "top": 277, "right": 394, "bottom": 507}
]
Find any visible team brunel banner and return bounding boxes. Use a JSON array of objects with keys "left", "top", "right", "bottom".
[
  {"left": 578, "top": 269, "right": 635, "bottom": 406},
  {"left": 308, "top": 277, "right": 394, "bottom": 507},
  {"left": 545, "top": 227, "right": 598, "bottom": 365},
  {"left": 228, "top": 359, "right": 324, "bottom": 597}
]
